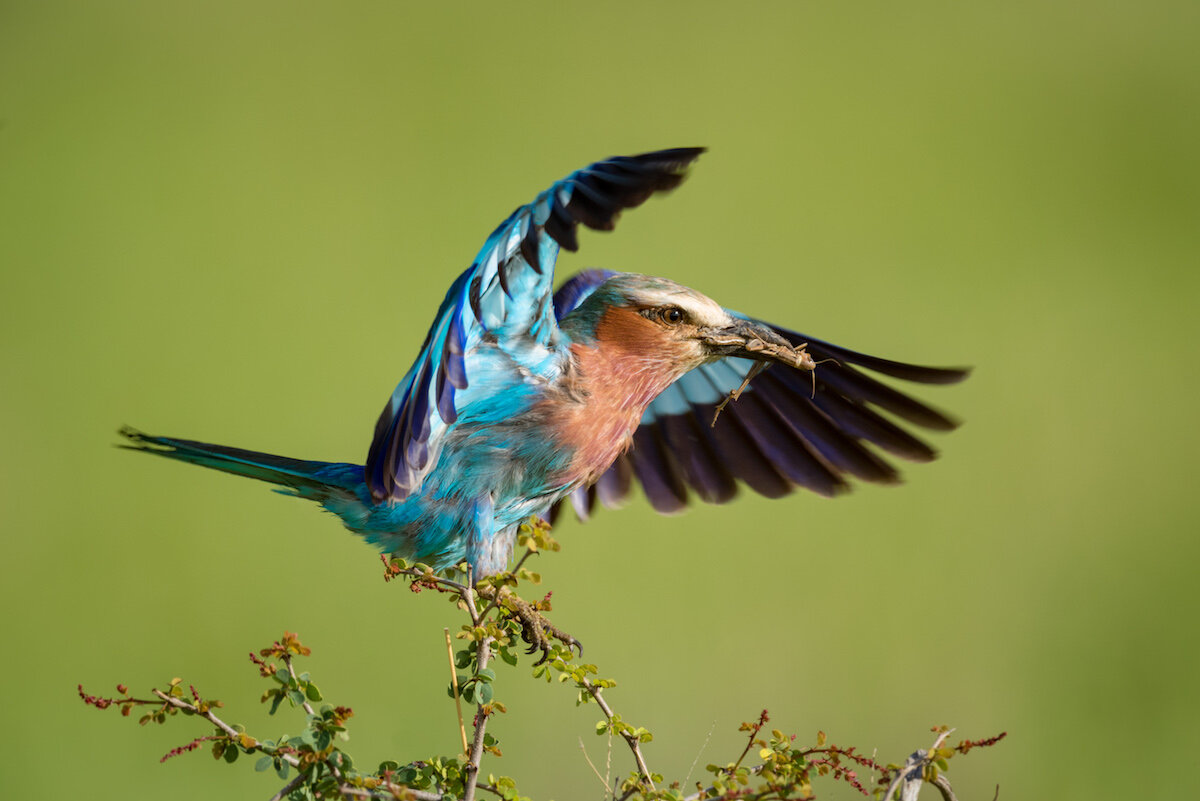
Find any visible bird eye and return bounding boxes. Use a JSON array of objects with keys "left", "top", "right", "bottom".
[{"left": 660, "top": 307, "right": 685, "bottom": 325}]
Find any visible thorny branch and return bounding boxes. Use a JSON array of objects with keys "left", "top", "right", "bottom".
[{"left": 82, "top": 521, "right": 1005, "bottom": 801}]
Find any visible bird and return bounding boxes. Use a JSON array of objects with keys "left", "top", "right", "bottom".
[{"left": 122, "top": 147, "right": 967, "bottom": 588}]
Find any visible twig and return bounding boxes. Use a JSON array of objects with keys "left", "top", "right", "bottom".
[
  {"left": 728, "top": 711, "right": 768, "bottom": 776},
  {"left": 268, "top": 773, "right": 305, "bottom": 801},
  {"left": 335, "top": 784, "right": 444, "bottom": 801},
  {"left": 152, "top": 689, "right": 248, "bottom": 743},
  {"left": 604, "top": 724, "right": 613, "bottom": 799},
  {"left": 932, "top": 774, "right": 960, "bottom": 801},
  {"left": 446, "top": 627, "right": 470, "bottom": 756},
  {"left": 461, "top": 587, "right": 494, "bottom": 801},
  {"left": 282, "top": 654, "right": 316, "bottom": 718},
  {"left": 579, "top": 677, "right": 655, "bottom": 792},
  {"left": 578, "top": 736, "right": 613, "bottom": 797},
  {"left": 881, "top": 729, "right": 955, "bottom": 801},
  {"left": 679, "top": 765, "right": 767, "bottom": 801},
  {"left": 149, "top": 687, "right": 451, "bottom": 801},
  {"left": 282, "top": 651, "right": 346, "bottom": 785},
  {"left": 683, "top": 720, "right": 717, "bottom": 787}
]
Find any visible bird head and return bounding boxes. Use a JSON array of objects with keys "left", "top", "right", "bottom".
[{"left": 564, "top": 273, "right": 814, "bottom": 375}]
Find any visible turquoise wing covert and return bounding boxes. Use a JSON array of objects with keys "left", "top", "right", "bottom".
[{"left": 365, "top": 148, "right": 706, "bottom": 503}]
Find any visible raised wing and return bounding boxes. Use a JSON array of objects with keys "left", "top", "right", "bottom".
[
  {"left": 548, "top": 272, "right": 968, "bottom": 521},
  {"left": 366, "top": 148, "right": 705, "bottom": 503}
]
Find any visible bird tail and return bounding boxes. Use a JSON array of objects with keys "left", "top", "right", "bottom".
[{"left": 118, "top": 426, "right": 362, "bottom": 501}]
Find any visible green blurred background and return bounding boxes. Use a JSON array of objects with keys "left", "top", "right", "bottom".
[{"left": 3, "top": 1, "right": 1197, "bottom": 798}]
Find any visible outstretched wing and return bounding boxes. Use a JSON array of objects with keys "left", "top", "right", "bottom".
[
  {"left": 366, "top": 148, "right": 706, "bottom": 503},
  {"left": 548, "top": 272, "right": 968, "bottom": 521}
]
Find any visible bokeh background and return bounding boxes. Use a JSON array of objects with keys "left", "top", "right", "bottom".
[{"left": 3, "top": 2, "right": 1198, "bottom": 799}]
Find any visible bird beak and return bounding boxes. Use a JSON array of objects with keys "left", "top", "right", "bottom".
[{"left": 701, "top": 319, "right": 816, "bottom": 370}]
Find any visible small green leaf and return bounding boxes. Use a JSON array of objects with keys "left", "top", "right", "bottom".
[
  {"left": 255, "top": 755, "right": 273, "bottom": 772},
  {"left": 476, "top": 668, "right": 496, "bottom": 683},
  {"left": 305, "top": 683, "right": 322, "bottom": 702},
  {"left": 596, "top": 721, "right": 608, "bottom": 735},
  {"left": 223, "top": 744, "right": 239, "bottom": 764}
]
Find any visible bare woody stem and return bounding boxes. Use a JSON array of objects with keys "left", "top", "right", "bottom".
[
  {"left": 880, "top": 729, "right": 956, "bottom": 801},
  {"left": 460, "top": 583, "right": 494, "bottom": 801}
]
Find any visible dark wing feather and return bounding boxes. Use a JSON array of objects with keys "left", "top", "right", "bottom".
[{"left": 547, "top": 274, "right": 968, "bottom": 520}]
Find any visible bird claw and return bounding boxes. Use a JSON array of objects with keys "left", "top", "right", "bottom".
[
  {"left": 507, "top": 594, "right": 582, "bottom": 666},
  {"left": 475, "top": 584, "right": 582, "bottom": 665}
]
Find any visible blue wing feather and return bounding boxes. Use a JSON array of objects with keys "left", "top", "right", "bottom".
[{"left": 366, "top": 149, "right": 705, "bottom": 502}]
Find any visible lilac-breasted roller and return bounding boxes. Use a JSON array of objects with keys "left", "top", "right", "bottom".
[{"left": 122, "top": 148, "right": 967, "bottom": 580}]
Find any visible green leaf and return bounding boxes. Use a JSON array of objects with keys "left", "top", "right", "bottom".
[
  {"left": 305, "top": 682, "right": 322, "bottom": 702},
  {"left": 478, "top": 683, "right": 494, "bottom": 704},
  {"left": 596, "top": 721, "right": 608, "bottom": 735},
  {"left": 255, "top": 756, "right": 273, "bottom": 772},
  {"left": 223, "top": 744, "right": 239, "bottom": 764},
  {"left": 476, "top": 668, "right": 496, "bottom": 683}
]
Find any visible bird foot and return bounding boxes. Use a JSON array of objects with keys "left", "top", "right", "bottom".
[{"left": 478, "top": 586, "right": 582, "bottom": 665}]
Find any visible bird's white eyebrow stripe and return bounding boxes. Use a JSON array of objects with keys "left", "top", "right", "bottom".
[{"left": 633, "top": 287, "right": 728, "bottom": 326}]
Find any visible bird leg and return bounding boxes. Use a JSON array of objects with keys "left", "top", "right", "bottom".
[
  {"left": 711, "top": 360, "right": 770, "bottom": 427},
  {"left": 712, "top": 339, "right": 825, "bottom": 427},
  {"left": 476, "top": 584, "right": 582, "bottom": 666}
]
